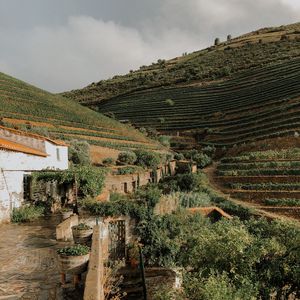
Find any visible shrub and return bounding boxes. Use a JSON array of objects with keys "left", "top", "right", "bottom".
[
  {"left": 102, "top": 157, "right": 115, "bottom": 166},
  {"left": 72, "top": 223, "right": 92, "bottom": 230},
  {"left": 134, "top": 150, "right": 161, "bottom": 168},
  {"left": 158, "top": 135, "right": 171, "bottom": 148},
  {"left": 192, "top": 153, "right": 212, "bottom": 168},
  {"left": 165, "top": 99, "right": 175, "bottom": 106},
  {"left": 34, "top": 165, "right": 106, "bottom": 198},
  {"left": 57, "top": 244, "right": 90, "bottom": 256},
  {"left": 118, "top": 151, "right": 137, "bottom": 165},
  {"left": 174, "top": 153, "right": 185, "bottom": 160},
  {"left": 117, "top": 166, "right": 139, "bottom": 175},
  {"left": 11, "top": 205, "right": 44, "bottom": 223},
  {"left": 68, "top": 140, "right": 91, "bottom": 165}
]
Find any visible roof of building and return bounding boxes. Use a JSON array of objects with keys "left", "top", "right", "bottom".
[
  {"left": 187, "top": 206, "right": 232, "bottom": 219},
  {"left": 0, "top": 125, "right": 67, "bottom": 146},
  {"left": 0, "top": 137, "right": 48, "bottom": 157}
]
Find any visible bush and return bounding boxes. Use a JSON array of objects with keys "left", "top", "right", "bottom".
[
  {"left": 165, "top": 99, "right": 175, "bottom": 106},
  {"left": 11, "top": 205, "right": 44, "bottom": 223},
  {"left": 158, "top": 135, "right": 171, "bottom": 148},
  {"left": 102, "top": 157, "right": 115, "bottom": 166},
  {"left": 57, "top": 244, "right": 90, "bottom": 256},
  {"left": 192, "top": 153, "right": 212, "bottom": 168},
  {"left": 118, "top": 151, "right": 137, "bottom": 165},
  {"left": 68, "top": 140, "right": 91, "bottom": 165},
  {"left": 34, "top": 165, "right": 106, "bottom": 198},
  {"left": 134, "top": 150, "right": 161, "bottom": 168},
  {"left": 174, "top": 153, "right": 185, "bottom": 160}
]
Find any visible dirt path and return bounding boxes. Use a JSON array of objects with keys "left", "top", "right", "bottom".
[
  {"left": 203, "top": 162, "right": 299, "bottom": 222},
  {"left": 0, "top": 216, "right": 82, "bottom": 300}
]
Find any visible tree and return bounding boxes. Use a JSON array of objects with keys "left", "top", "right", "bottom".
[
  {"left": 68, "top": 140, "right": 91, "bottom": 165},
  {"left": 118, "top": 151, "right": 137, "bottom": 165},
  {"left": 214, "top": 38, "right": 220, "bottom": 46}
]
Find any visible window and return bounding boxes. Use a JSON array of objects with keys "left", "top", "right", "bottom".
[{"left": 56, "top": 148, "right": 60, "bottom": 161}]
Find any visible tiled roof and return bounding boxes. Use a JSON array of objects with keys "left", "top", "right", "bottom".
[
  {"left": 0, "top": 137, "right": 48, "bottom": 157},
  {"left": 187, "top": 206, "right": 232, "bottom": 219},
  {"left": 0, "top": 125, "right": 67, "bottom": 146}
]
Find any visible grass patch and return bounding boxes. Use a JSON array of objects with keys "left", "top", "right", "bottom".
[{"left": 11, "top": 205, "right": 45, "bottom": 223}]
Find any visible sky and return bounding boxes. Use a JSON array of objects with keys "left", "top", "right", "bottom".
[{"left": 0, "top": 0, "right": 299, "bottom": 93}]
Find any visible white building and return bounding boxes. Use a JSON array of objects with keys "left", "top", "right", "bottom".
[{"left": 0, "top": 126, "right": 68, "bottom": 223}]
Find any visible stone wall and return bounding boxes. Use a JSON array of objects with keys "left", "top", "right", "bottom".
[{"left": 104, "top": 161, "right": 178, "bottom": 195}]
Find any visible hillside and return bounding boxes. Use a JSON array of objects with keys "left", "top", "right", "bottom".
[
  {"left": 213, "top": 148, "right": 300, "bottom": 221},
  {"left": 62, "top": 22, "right": 300, "bottom": 148},
  {"left": 0, "top": 72, "right": 164, "bottom": 162}
]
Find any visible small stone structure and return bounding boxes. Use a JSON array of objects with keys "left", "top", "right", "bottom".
[
  {"left": 105, "top": 160, "right": 179, "bottom": 195},
  {"left": 176, "top": 160, "right": 197, "bottom": 174},
  {"left": 84, "top": 224, "right": 108, "bottom": 300},
  {"left": 56, "top": 214, "right": 79, "bottom": 241},
  {"left": 187, "top": 206, "right": 233, "bottom": 221},
  {"left": 0, "top": 126, "right": 68, "bottom": 223}
]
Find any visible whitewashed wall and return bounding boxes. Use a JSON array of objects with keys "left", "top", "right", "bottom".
[{"left": 0, "top": 170, "right": 24, "bottom": 222}]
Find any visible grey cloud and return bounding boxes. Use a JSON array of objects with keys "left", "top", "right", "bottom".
[{"left": 0, "top": 0, "right": 299, "bottom": 92}]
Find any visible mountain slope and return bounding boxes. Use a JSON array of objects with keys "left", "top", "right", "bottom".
[
  {"left": 61, "top": 22, "right": 300, "bottom": 147},
  {"left": 0, "top": 72, "right": 163, "bottom": 153},
  {"left": 62, "top": 22, "right": 300, "bottom": 106}
]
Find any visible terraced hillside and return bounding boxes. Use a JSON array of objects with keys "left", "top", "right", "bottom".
[
  {"left": 215, "top": 149, "right": 300, "bottom": 220},
  {"left": 0, "top": 72, "right": 164, "bottom": 157},
  {"left": 98, "top": 57, "right": 300, "bottom": 147},
  {"left": 62, "top": 22, "right": 300, "bottom": 147},
  {"left": 63, "top": 22, "right": 300, "bottom": 105}
]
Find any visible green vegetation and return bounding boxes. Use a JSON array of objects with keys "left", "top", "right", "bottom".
[
  {"left": 63, "top": 23, "right": 300, "bottom": 105},
  {"left": 82, "top": 169, "right": 300, "bottom": 299},
  {"left": 61, "top": 23, "right": 300, "bottom": 146},
  {"left": 102, "top": 157, "right": 115, "bottom": 166},
  {"left": 217, "top": 148, "right": 300, "bottom": 220},
  {"left": 34, "top": 165, "right": 107, "bottom": 198},
  {"left": 57, "top": 244, "right": 90, "bottom": 256},
  {"left": 0, "top": 71, "right": 162, "bottom": 152},
  {"left": 68, "top": 140, "right": 91, "bottom": 165},
  {"left": 134, "top": 150, "right": 161, "bottom": 168},
  {"left": 117, "top": 151, "right": 137, "bottom": 165},
  {"left": 11, "top": 205, "right": 44, "bottom": 223},
  {"left": 264, "top": 198, "right": 300, "bottom": 206},
  {"left": 72, "top": 223, "right": 92, "bottom": 230}
]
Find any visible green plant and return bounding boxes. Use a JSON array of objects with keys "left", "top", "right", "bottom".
[
  {"left": 57, "top": 244, "right": 90, "bottom": 256},
  {"left": 68, "top": 140, "right": 91, "bottom": 165},
  {"left": 34, "top": 165, "right": 106, "bottom": 198},
  {"left": 11, "top": 205, "right": 44, "bottom": 223},
  {"left": 165, "top": 99, "right": 175, "bottom": 106},
  {"left": 102, "top": 157, "right": 115, "bottom": 166},
  {"left": 134, "top": 150, "right": 161, "bottom": 168},
  {"left": 72, "top": 223, "right": 92, "bottom": 230},
  {"left": 117, "top": 151, "right": 137, "bottom": 164}
]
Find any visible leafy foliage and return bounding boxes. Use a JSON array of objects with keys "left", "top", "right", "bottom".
[
  {"left": 11, "top": 205, "right": 44, "bottom": 223},
  {"left": 68, "top": 140, "right": 91, "bottom": 165},
  {"left": 57, "top": 244, "right": 90, "bottom": 256},
  {"left": 117, "top": 151, "right": 137, "bottom": 164}
]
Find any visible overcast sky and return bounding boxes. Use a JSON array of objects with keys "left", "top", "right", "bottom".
[{"left": 0, "top": 0, "right": 299, "bottom": 92}]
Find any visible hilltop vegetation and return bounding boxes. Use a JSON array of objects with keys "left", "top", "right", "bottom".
[
  {"left": 61, "top": 22, "right": 300, "bottom": 148},
  {"left": 62, "top": 22, "right": 300, "bottom": 105},
  {"left": 0, "top": 72, "right": 163, "bottom": 153}
]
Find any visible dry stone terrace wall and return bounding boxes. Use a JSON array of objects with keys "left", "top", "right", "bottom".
[{"left": 104, "top": 160, "right": 178, "bottom": 194}]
